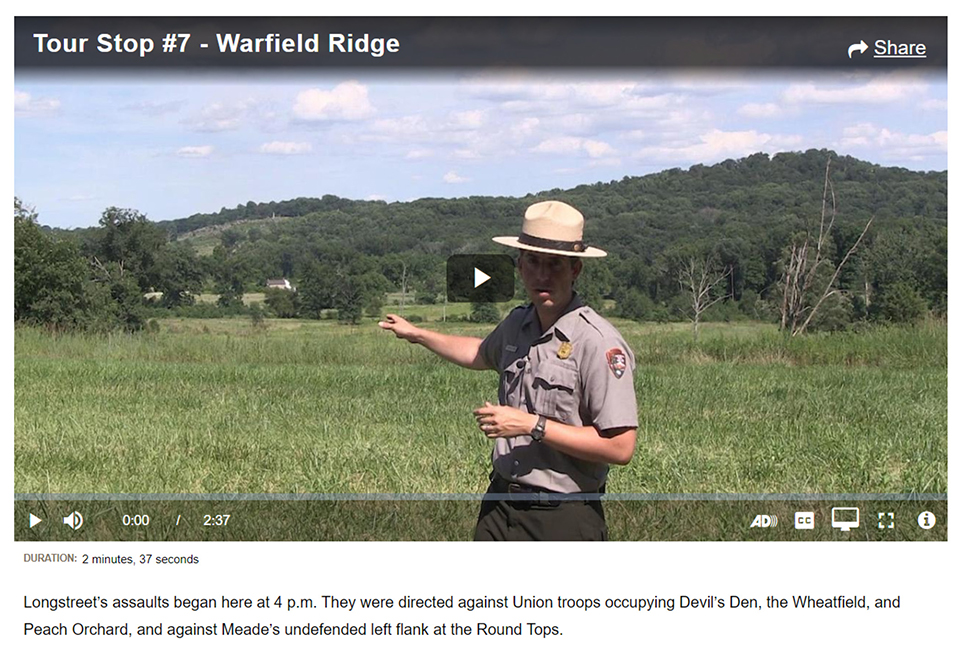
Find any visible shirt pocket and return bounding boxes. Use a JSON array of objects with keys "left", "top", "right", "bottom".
[
  {"left": 499, "top": 357, "right": 526, "bottom": 406},
  {"left": 531, "top": 361, "right": 579, "bottom": 423}
]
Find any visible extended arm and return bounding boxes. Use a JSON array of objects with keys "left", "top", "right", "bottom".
[{"left": 379, "top": 314, "right": 489, "bottom": 370}]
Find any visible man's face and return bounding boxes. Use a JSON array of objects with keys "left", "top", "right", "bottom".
[{"left": 517, "top": 251, "right": 581, "bottom": 311}]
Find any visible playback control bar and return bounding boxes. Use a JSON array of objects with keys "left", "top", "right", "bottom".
[{"left": 15, "top": 499, "right": 946, "bottom": 542}]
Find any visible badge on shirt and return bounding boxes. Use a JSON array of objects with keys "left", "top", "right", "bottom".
[
  {"left": 606, "top": 348, "right": 627, "bottom": 379},
  {"left": 557, "top": 342, "right": 573, "bottom": 360}
]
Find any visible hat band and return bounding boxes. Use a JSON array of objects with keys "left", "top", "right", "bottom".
[{"left": 518, "top": 232, "right": 587, "bottom": 253}]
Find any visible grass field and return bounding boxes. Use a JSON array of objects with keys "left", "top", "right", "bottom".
[{"left": 14, "top": 314, "right": 947, "bottom": 498}]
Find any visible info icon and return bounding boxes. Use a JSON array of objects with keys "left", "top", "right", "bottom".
[{"left": 446, "top": 254, "right": 514, "bottom": 303}]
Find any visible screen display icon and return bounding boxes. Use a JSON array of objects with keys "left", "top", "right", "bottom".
[{"left": 831, "top": 507, "right": 860, "bottom": 532}]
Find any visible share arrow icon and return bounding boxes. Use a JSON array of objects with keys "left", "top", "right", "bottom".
[
  {"left": 848, "top": 40, "right": 868, "bottom": 58},
  {"left": 30, "top": 513, "right": 42, "bottom": 528}
]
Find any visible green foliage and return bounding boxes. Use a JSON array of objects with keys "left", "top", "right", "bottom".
[
  {"left": 870, "top": 282, "right": 927, "bottom": 324},
  {"left": 616, "top": 288, "right": 657, "bottom": 322},
  {"left": 334, "top": 277, "right": 364, "bottom": 324},
  {"left": 15, "top": 199, "right": 105, "bottom": 330},
  {"left": 152, "top": 242, "right": 203, "bottom": 307},
  {"left": 574, "top": 259, "right": 614, "bottom": 309},
  {"left": 220, "top": 228, "right": 243, "bottom": 250},
  {"left": 210, "top": 245, "right": 247, "bottom": 308},
  {"left": 95, "top": 206, "right": 167, "bottom": 291},
  {"left": 298, "top": 261, "right": 335, "bottom": 319},
  {"left": 415, "top": 289, "right": 439, "bottom": 304},
  {"left": 297, "top": 255, "right": 388, "bottom": 324},
  {"left": 469, "top": 302, "right": 501, "bottom": 323},
  {"left": 34, "top": 150, "right": 946, "bottom": 330},
  {"left": 264, "top": 288, "right": 300, "bottom": 318},
  {"left": 102, "top": 268, "right": 147, "bottom": 331},
  {"left": 249, "top": 302, "right": 266, "bottom": 330}
]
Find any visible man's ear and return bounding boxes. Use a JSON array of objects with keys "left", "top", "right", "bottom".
[{"left": 572, "top": 259, "right": 583, "bottom": 281}]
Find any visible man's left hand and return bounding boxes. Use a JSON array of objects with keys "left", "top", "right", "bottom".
[{"left": 473, "top": 402, "right": 537, "bottom": 439}]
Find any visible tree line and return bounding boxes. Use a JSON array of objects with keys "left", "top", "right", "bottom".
[{"left": 18, "top": 149, "right": 946, "bottom": 332}]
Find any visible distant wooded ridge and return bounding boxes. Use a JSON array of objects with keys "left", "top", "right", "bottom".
[{"left": 22, "top": 149, "right": 945, "bottom": 331}]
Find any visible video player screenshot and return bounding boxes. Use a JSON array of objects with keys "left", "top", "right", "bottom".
[{"left": 9, "top": 9, "right": 953, "bottom": 652}]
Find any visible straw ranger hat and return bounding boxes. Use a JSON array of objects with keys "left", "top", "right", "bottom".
[{"left": 492, "top": 200, "right": 607, "bottom": 258}]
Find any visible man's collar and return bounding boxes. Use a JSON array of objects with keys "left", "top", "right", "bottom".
[{"left": 521, "top": 293, "right": 584, "bottom": 336}]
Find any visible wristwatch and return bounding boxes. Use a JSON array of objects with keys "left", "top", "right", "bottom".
[{"left": 531, "top": 415, "right": 547, "bottom": 442}]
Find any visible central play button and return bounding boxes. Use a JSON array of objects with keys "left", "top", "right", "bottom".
[
  {"left": 474, "top": 267, "right": 491, "bottom": 288},
  {"left": 446, "top": 254, "right": 514, "bottom": 303}
]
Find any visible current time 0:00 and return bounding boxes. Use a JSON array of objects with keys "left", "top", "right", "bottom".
[{"left": 122, "top": 514, "right": 150, "bottom": 526}]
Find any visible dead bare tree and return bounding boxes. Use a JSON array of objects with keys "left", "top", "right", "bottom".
[
  {"left": 677, "top": 256, "right": 732, "bottom": 338},
  {"left": 398, "top": 261, "right": 408, "bottom": 314},
  {"left": 779, "top": 158, "right": 873, "bottom": 336}
]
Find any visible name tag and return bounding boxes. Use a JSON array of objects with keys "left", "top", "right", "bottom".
[{"left": 505, "top": 344, "right": 518, "bottom": 352}]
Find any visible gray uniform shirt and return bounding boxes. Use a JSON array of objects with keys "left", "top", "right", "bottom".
[{"left": 478, "top": 295, "right": 639, "bottom": 493}]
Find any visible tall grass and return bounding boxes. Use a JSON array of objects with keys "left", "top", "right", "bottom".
[{"left": 14, "top": 318, "right": 946, "bottom": 496}]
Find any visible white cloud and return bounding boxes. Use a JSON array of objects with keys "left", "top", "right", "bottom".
[
  {"left": 448, "top": 109, "right": 485, "bottom": 129},
  {"left": 176, "top": 145, "right": 214, "bottom": 158},
  {"left": 184, "top": 99, "right": 259, "bottom": 132},
  {"left": 259, "top": 141, "right": 312, "bottom": 155},
  {"left": 781, "top": 76, "right": 925, "bottom": 105},
  {"left": 738, "top": 102, "right": 782, "bottom": 118},
  {"left": 583, "top": 140, "right": 614, "bottom": 158},
  {"left": 443, "top": 171, "right": 468, "bottom": 184},
  {"left": 293, "top": 81, "right": 375, "bottom": 121},
  {"left": 366, "top": 115, "right": 429, "bottom": 141},
  {"left": 362, "top": 110, "right": 531, "bottom": 160},
  {"left": 14, "top": 89, "right": 61, "bottom": 115},
  {"left": 509, "top": 117, "right": 541, "bottom": 139},
  {"left": 461, "top": 76, "right": 682, "bottom": 123},
  {"left": 654, "top": 108, "right": 713, "bottom": 133},
  {"left": 124, "top": 100, "right": 183, "bottom": 116},
  {"left": 588, "top": 157, "right": 622, "bottom": 168},
  {"left": 920, "top": 98, "right": 947, "bottom": 111},
  {"left": 463, "top": 77, "right": 647, "bottom": 107},
  {"left": 636, "top": 129, "right": 802, "bottom": 162},
  {"left": 838, "top": 123, "right": 947, "bottom": 158},
  {"left": 532, "top": 136, "right": 615, "bottom": 159},
  {"left": 532, "top": 136, "right": 583, "bottom": 155},
  {"left": 454, "top": 149, "right": 482, "bottom": 159},
  {"left": 549, "top": 113, "right": 594, "bottom": 134},
  {"left": 405, "top": 148, "right": 433, "bottom": 160}
]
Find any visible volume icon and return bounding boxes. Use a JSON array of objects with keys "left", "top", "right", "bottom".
[{"left": 62, "top": 511, "right": 84, "bottom": 530}]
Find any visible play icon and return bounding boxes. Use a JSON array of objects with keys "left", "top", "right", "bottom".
[
  {"left": 474, "top": 267, "right": 491, "bottom": 288},
  {"left": 447, "top": 254, "right": 514, "bottom": 303},
  {"left": 30, "top": 513, "right": 42, "bottom": 528}
]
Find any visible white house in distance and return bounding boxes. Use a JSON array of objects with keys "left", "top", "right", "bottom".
[{"left": 266, "top": 278, "right": 295, "bottom": 291}]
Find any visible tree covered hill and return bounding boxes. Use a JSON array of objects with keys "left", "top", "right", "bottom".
[
  {"left": 159, "top": 148, "right": 945, "bottom": 254},
  {"left": 24, "top": 148, "right": 945, "bottom": 330}
]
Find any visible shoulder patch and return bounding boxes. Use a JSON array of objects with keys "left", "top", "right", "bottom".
[{"left": 606, "top": 348, "right": 627, "bottom": 379}]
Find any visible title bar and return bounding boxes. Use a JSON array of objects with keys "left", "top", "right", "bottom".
[{"left": 16, "top": 17, "right": 946, "bottom": 70}]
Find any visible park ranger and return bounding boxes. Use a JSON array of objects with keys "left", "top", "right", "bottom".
[{"left": 379, "top": 200, "right": 638, "bottom": 540}]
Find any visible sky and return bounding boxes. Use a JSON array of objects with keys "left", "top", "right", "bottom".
[{"left": 14, "top": 69, "right": 948, "bottom": 229}]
